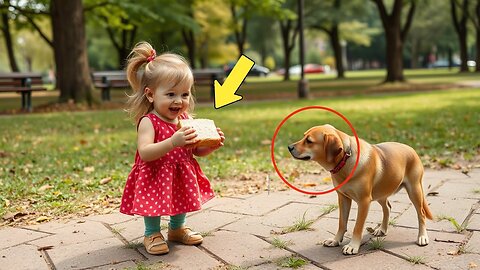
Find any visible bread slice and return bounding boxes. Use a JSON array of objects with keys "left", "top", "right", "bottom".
[{"left": 178, "top": 119, "right": 221, "bottom": 147}]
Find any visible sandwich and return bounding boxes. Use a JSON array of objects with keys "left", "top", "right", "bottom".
[{"left": 178, "top": 119, "right": 221, "bottom": 147}]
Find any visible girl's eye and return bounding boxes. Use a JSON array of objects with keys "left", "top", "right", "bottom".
[
  {"left": 182, "top": 93, "right": 190, "bottom": 98},
  {"left": 167, "top": 93, "right": 175, "bottom": 97}
]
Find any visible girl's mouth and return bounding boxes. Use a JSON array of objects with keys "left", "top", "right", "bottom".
[{"left": 169, "top": 107, "right": 181, "bottom": 113}]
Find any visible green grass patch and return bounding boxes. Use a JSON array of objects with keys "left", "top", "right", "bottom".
[
  {"left": 367, "top": 237, "right": 385, "bottom": 250},
  {"left": 276, "top": 256, "right": 308, "bottom": 268},
  {"left": 270, "top": 237, "right": 293, "bottom": 249},
  {"left": 321, "top": 204, "right": 338, "bottom": 215},
  {"left": 436, "top": 215, "right": 468, "bottom": 233},
  {"left": 282, "top": 211, "right": 315, "bottom": 233},
  {"left": 406, "top": 255, "right": 426, "bottom": 265},
  {"left": 1, "top": 81, "right": 479, "bottom": 222}
]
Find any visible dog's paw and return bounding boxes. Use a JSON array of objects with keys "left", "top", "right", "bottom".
[
  {"left": 417, "top": 235, "right": 429, "bottom": 246},
  {"left": 372, "top": 228, "right": 387, "bottom": 237},
  {"left": 322, "top": 238, "right": 340, "bottom": 247},
  {"left": 342, "top": 244, "right": 359, "bottom": 255}
]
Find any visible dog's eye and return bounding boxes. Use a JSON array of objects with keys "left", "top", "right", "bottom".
[{"left": 305, "top": 137, "right": 313, "bottom": 144}]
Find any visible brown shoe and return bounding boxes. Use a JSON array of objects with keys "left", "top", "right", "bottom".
[
  {"left": 168, "top": 226, "right": 203, "bottom": 245},
  {"left": 143, "top": 232, "right": 169, "bottom": 255}
]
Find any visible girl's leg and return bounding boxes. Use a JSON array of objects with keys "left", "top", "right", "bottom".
[
  {"left": 169, "top": 213, "right": 186, "bottom": 230},
  {"left": 144, "top": 216, "right": 161, "bottom": 236}
]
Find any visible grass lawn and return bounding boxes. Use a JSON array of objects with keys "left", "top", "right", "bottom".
[{"left": 0, "top": 70, "right": 479, "bottom": 225}]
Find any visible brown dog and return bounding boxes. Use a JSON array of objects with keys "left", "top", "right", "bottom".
[{"left": 288, "top": 124, "right": 433, "bottom": 255}]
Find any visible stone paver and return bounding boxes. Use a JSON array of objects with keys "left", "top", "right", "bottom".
[
  {"left": 323, "top": 250, "right": 431, "bottom": 270},
  {"left": 1, "top": 169, "right": 479, "bottom": 269},
  {"left": 140, "top": 243, "right": 221, "bottom": 270},
  {"left": 0, "top": 244, "right": 49, "bottom": 270},
  {"left": 202, "top": 230, "right": 292, "bottom": 267},
  {"left": 30, "top": 220, "right": 115, "bottom": 247},
  {"left": 0, "top": 227, "right": 50, "bottom": 249},
  {"left": 47, "top": 237, "right": 143, "bottom": 270}
]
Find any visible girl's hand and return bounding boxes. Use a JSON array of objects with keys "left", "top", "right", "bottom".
[
  {"left": 171, "top": 126, "right": 198, "bottom": 147},
  {"left": 193, "top": 127, "right": 225, "bottom": 156},
  {"left": 215, "top": 127, "right": 225, "bottom": 148}
]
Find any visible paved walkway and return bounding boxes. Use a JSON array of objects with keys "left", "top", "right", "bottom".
[{"left": 2, "top": 169, "right": 480, "bottom": 270}]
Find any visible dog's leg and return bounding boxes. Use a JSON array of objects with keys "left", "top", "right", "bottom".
[
  {"left": 373, "top": 198, "right": 391, "bottom": 236},
  {"left": 323, "top": 192, "right": 351, "bottom": 247},
  {"left": 405, "top": 181, "right": 429, "bottom": 246},
  {"left": 342, "top": 199, "right": 370, "bottom": 255}
]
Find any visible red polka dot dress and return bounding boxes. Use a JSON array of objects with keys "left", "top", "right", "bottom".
[{"left": 120, "top": 113, "right": 215, "bottom": 217}]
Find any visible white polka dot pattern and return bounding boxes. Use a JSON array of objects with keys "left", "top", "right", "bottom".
[{"left": 119, "top": 113, "right": 215, "bottom": 216}]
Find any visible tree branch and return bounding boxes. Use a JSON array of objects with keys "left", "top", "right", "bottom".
[
  {"left": 23, "top": 14, "right": 53, "bottom": 47},
  {"left": 450, "top": 0, "right": 461, "bottom": 33},
  {"left": 401, "top": 0, "right": 416, "bottom": 41},
  {"left": 372, "top": 0, "right": 390, "bottom": 27}
]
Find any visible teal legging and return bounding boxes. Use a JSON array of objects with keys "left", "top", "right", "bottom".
[{"left": 144, "top": 213, "right": 186, "bottom": 236}]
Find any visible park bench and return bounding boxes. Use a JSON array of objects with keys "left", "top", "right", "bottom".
[
  {"left": 92, "top": 69, "right": 225, "bottom": 101},
  {"left": 192, "top": 69, "right": 224, "bottom": 100},
  {"left": 91, "top": 71, "right": 129, "bottom": 101},
  {"left": 0, "top": 72, "right": 47, "bottom": 112}
]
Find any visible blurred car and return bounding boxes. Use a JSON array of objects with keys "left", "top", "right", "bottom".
[
  {"left": 431, "top": 59, "right": 476, "bottom": 68},
  {"left": 277, "top": 64, "right": 329, "bottom": 75},
  {"left": 224, "top": 63, "right": 270, "bottom": 77}
]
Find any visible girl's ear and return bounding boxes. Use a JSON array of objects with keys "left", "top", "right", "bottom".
[{"left": 144, "top": 87, "right": 154, "bottom": 103}]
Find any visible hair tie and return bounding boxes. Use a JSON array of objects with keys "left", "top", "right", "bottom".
[{"left": 147, "top": 49, "right": 156, "bottom": 63}]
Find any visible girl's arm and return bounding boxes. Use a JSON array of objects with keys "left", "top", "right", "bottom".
[
  {"left": 193, "top": 128, "right": 225, "bottom": 157},
  {"left": 137, "top": 117, "right": 197, "bottom": 161}
]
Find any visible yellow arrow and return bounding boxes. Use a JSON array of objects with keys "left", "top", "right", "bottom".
[{"left": 214, "top": 55, "right": 254, "bottom": 109}]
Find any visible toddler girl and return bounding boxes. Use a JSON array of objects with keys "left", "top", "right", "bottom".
[{"left": 120, "top": 41, "right": 225, "bottom": 255}]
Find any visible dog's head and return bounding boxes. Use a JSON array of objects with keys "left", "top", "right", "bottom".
[{"left": 288, "top": 124, "right": 344, "bottom": 165}]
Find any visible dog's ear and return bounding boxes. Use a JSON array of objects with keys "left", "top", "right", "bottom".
[{"left": 324, "top": 134, "right": 343, "bottom": 163}]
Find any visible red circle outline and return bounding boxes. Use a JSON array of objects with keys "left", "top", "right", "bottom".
[{"left": 270, "top": 106, "right": 360, "bottom": 195}]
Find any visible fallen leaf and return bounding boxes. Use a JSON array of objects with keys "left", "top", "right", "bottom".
[
  {"left": 261, "top": 140, "right": 271, "bottom": 145},
  {"left": 38, "top": 184, "right": 54, "bottom": 192},
  {"left": 3, "top": 211, "right": 28, "bottom": 221},
  {"left": 302, "top": 182, "right": 317, "bottom": 187},
  {"left": 99, "top": 177, "right": 112, "bottom": 185},
  {"left": 83, "top": 166, "right": 95, "bottom": 173},
  {"left": 447, "top": 250, "right": 458, "bottom": 255},
  {"left": 36, "top": 216, "right": 51, "bottom": 223},
  {"left": 452, "top": 164, "right": 462, "bottom": 170},
  {"left": 3, "top": 198, "right": 10, "bottom": 207},
  {"left": 79, "top": 139, "right": 88, "bottom": 145}
]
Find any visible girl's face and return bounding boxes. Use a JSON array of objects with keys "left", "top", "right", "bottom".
[{"left": 146, "top": 84, "right": 191, "bottom": 123}]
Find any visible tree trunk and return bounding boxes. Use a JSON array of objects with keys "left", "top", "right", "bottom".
[
  {"left": 1, "top": 0, "right": 19, "bottom": 72},
  {"left": 476, "top": 30, "right": 480, "bottom": 72},
  {"left": 410, "top": 38, "right": 419, "bottom": 69},
  {"left": 330, "top": 24, "right": 345, "bottom": 78},
  {"left": 385, "top": 28, "right": 405, "bottom": 81},
  {"left": 450, "top": 0, "right": 469, "bottom": 72},
  {"left": 182, "top": 29, "right": 196, "bottom": 69},
  {"left": 230, "top": 4, "right": 247, "bottom": 58},
  {"left": 373, "top": 0, "right": 415, "bottom": 83},
  {"left": 475, "top": 0, "right": 480, "bottom": 72},
  {"left": 280, "top": 19, "right": 297, "bottom": 81},
  {"left": 51, "top": 0, "right": 93, "bottom": 104}
]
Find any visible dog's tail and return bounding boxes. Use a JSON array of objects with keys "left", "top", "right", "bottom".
[{"left": 422, "top": 197, "right": 433, "bottom": 220}]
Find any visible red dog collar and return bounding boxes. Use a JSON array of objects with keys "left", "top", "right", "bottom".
[{"left": 330, "top": 149, "right": 352, "bottom": 174}]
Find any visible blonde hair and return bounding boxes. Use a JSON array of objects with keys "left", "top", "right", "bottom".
[{"left": 125, "top": 41, "right": 195, "bottom": 123}]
